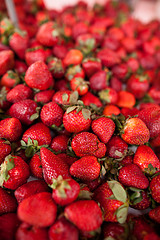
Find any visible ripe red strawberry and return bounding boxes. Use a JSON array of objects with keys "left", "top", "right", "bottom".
[
  {"left": 48, "top": 57, "right": 65, "bottom": 79},
  {"left": 130, "top": 190, "right": 151, "bottom": 210},
  {"left": 14, "top": 180, "right": 49, "bottom": 203},
  {"left": 0, "top": 117, "right": 22, "bottom": 142},
  {"left": 40, "top": 101, "right": 63, "bottom": 127},
  {"left": 50, "top": 135, "right": 69, "bottom": 153},
  {"left": 138, "top": 106, "right": 160, "bottom": 128},
  {"left": 52, "top": 90, "right": 72, "bottom": 105},
  {"left": 89, "top": 70, "right": 109, "bottom": 91},
  {"left": 64, "top": 200, "right": 103, "bottom": 231},
  {"left": 91, "top": 117, "right": 115, "bottom": 144},
  {"left": 0, "top": 155, "right": 30, "bottom": 190},
  {"left": 106, "top": 136, "right": 128, "bottom": 159},
  {"left": 150, "top": 134, "right": 160, "bottom": 147},
  {"left": 34, "top": 89, "right": 55, "bottom": 104},
  {"left": 49, "top": 217, "right": 79, "bottom": 240},
  {"left": 0, "top": 187, "right": 17, "bottom": 215},
  {"left": 121, "top": 118, "right": 150, "bottom": 145},
  {"left": 16, "top": 222, "right": 48, "bottom": 240},
  {"left": 149, "top": 206, "right": 160, "bottom": 224},
  {"left": 29, "top": 153, "right": 43, "bottom": 179},
  {"left": 82, "top": 58, "right": 102, "bottom": 77},
  {"left": 121, "top": 107, "right": 139, "bottom": 119},
  {"left": 15, "top": 60, "right": 27, "bottom": 74},
  {"left": 25, "top": 46, "right": 48, "bottom": 66},
  {"left": 18, "top": 192, "right": 57, "bottom": 227},
  {"left": 36, "top": 21, "right": 59, "bottom": 47},
  {"left": 97, "top": 48, "right": 120, "bottom": 67},
  {"left": 81, "top": 91, "right": 102, "bottom": 107},
  {"left": 9, "top": 30, "right": 29, "bottom": 59},
  {"left": 71, "top": 132, "right": 106, "bottom": 158},
  {"left": 93, "top": 181, "right": 128, "bottom": 223},
  {"left": 133, "top": 145, "right": 160, "bottom": 174},
  {"left": 50, "top": 176, "right": 80, "bottom": 206},
  {"left": 52, "top": 44, "right": 68, "bottom": 59},
  {"left": 25, "top": 61, "right": 54, "bottom": 90},
  {"left": 40, "top": 147, "right": 70, "bottom": 185},
  {"left": 65, "top": 64, "right": 85, "bottom": 81},
  {"left": 0, "top": 139, "right": 11, "bottom": 164},
  {"left": 63, "top": 108, "right": 92, "bottom": 133},
  {"left": 1, "top": 70, "right": 20, "bottom": 88},
  {"left": 70, "top": 156, "right": 101, "bottom": 181},
  {"left": 150, "top": 175, "right": 160, "bottom": 203},
  {"left": 0, "top": 213, "right": 20, "bottom": 240},
  {"left": 98, "top": 87, "right": 118, "bottom": 104},
  {"left": 6, "top": 84, "right": 33, "bottom": 103},
  {"left": 118, "top": 163, "right": 149, "bottom": 189},
  {"left": 0, "top": 50, "right": 14, "bottom": 75},
  {"left": 7, "top": 99, "right": 39, "bottom": 125},
  {"left": 147, "top": 115, "right": 160, "bottom": 139},
  {"left": 70, "top": 77, "right": 89, "bottom": 96},
  {"left": 63, "top": 49, "right": 83, "bottom": 66},
  {"left": 0, "top": 86, "right": 11, "bottom": 111}
]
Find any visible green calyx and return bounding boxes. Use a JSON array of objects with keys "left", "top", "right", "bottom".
[
  {"left": 49, "top": 175, "right": 71, "bottom": 199},
  {"left": 0, "top": 155, "right": 15, "bottom": 187}
]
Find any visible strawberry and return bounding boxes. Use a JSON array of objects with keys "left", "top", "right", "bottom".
[
  {"left": 29, "top": 153, "right": 43, "bottom": 179},
  {"left": 50, "top": 135, "right": 69, "bottom": 153},
  {"left": 65, "top": 64, "right": 85, "bottom": 81},
  {"left": 147, "top": 114, "right": 160, "bottom": 139},
  {"left": 7, "top": 99, "right": 39, "bottom": 125},
  {"left": 149, "top": 206, "right": 160, "bottom": 224},
  {"left": 64, "top": 200, "right": 103, "bottom": 231},
  {"left": 121, "top": 118, "right": 150, "bottom": 145},
  {"left": 0, "top": 139, "right": 11, "bottom": 164},
  {"left": 150, "top": 175, "right": 160, "bottom": 203},
  {"left": 98, "top": 87, "right": 118, "bottom": 104},
  {"left": 138, "top": 106, "right": 160, "bottom": 128},
  {"left": 81, "top": 91, "right": 102, "bottom": 107},
  {"left": 106, "top": 136, "right": 128, "bottom": 159},
  {"left": 97, "top": 48, "right": 120, "bottom": 67},
  {"left": 109, "top": 76, "right": 122, "bottom": 92},
  {"left": 57, "top": 153, "right": 77, "bottom": 166},
  {"left": 40, "top": 147, "right": 70, "bottom": 185},
  {"left": 150, "top": 134, "right": 160, "bottom": 147},
  {"left": 48, "top": 57, "right": 65, "bottom": 79},
  {"left": 82, "top": 58, "right": 102, "bottom": 77},
  {"left": 40, "top": 101, "right": 63, "bottom": 127},
  {"left": 0, "top": 213, "right": 20, "bottom": 240},
  {"left": 130, "top": 190, "right": 151, "bottom": 210},
  {"left": 89, "top": 70, "right": 109, "bottom": 91},
  {"left": 16, "top": 222, "right": 48, "bottom": 240},
  {"left": 70, "top": 77, "right": 89, "bottom": 96},
  {"left": 121, "top": 107, "right": 139, "bottom": 119},
  {"left": 133, "top": 145, "right": 160, "bottom": 174},
  {"left": 0, "top": 50, "right": 15, "bottom": 76},
  {"left": 1, "top": 70, "right": 20, "bottom": 88},
  {"left": 70, "top": 156, "right": 101, "bottom": 181},
  {"left": 34, "top": 89, "right": 55, "bottom": 104},
  {"left": 0, "top": 118, "right": 22, "bottom": 142},
  {"left": 71, "top": 132, "right": 106, "bottom": 158},
  {"left": 9, "top": 30, "right": 29, "bottom": 59},
  {"left": 63, "top": 108, "right": 91, "bottom": 133},
  {"left": 52, "top": 90, "right": 72, "bottom": 105},
  {"left": 50, "top": 176, "right": 80, "bottom": 206},
  {"left": 91, "top": 116, "right": 115, "bottom": 144},
  {"left": 6, "top": 84, "right": 33, "bottom": 103},
  {"left": 25, "top": 46, "right": 48, "bottom": 66},
  {"left": 14, "top": 180, "right": 49, "bottom": 203},
  {"left": 18, "top": 192, "right": 57, "bottom": 227},
  {"left": 102, "top": 222, "right": 128, "bottom": 240},
  {"left": 0, "top": 188, "right": 17, "bottom": 215},
  {"left": 0, "top": 155, "right": 30, "bottom": 190},
  {"left": 93, "top": 181, "right": 129, "bottom": 223},
  {"left": 0, "top": 86, "right": 11, "bottom": 111},
  {"left": 36, "top": 21, "right": 59, "bottom": 47},
  {"left": 63, "top": 49, "right": 83, "bottom": 66},
  {"left": 49, "top": 217, "right": 79, "bottom": 240},
  {"left": 118, "top": 163, "right": 149, "bottom": 189},
  {"left": 103, "top": 104, "right": 121, "bottom": 117},
  {"left": 25, "top": 61, "right": 54, "bottom": 90},
  {"left": 52, "top": 44, "right": 68, "bottom": 59},
  {"left": 15, "top": 60, "right": 28, "bottom": 74}
]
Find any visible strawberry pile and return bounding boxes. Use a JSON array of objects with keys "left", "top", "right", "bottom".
[{"left": 1, "top": 0, "right": 160, "bottom": 239}]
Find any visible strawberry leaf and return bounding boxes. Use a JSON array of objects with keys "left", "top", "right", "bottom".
[
  {"left": 116, "top": 205, "right": 128, "bottom": 224},
  {"left": 78, "top": 190, "right": 93, "bottom": 200},
  {"left": 69, "top": 91, "right": 79, "bottom": 104},
  {"left": 108, "top": 180, "right": 127, "bottom": 203},
  {"left": 82, "top": 108, "right": 91, "bottom": 120},
  {"left": 0, "top": 155, "right": 15, "bottom": 187},
  {"left": 66, "top": 106, "right": 77, "bottom": 114},
  {"left": 62, "top": 93, "right": 69, "bottom": 103}
]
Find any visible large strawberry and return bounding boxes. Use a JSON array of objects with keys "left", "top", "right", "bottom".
[
  {"left": 0, "top": 50, "right": 14, "bottom": 75},
  {"left": 6, "top": 84, "right": 33, "bottom": 103},
  {"left": 25, "top": 61, "right": 54, "bottom": 90},
  {"left": 0, "top": 155, "right": 30, "bottom": 190},
  {"left": 40, "top": 147, "right": 70, "bottom": 185},
  {"left": 70, "top": 156, "right": 101, "bottom": 181},
  {"left": 64, "top": 200, "right": 103, "bottom": 231},
  {"left": 0, "top": 187, "right": 17, "bottom": 215},
  {"left": 91, "top": 116, "right": 115, "bottom": 144},
  {"left": 0, "top": 117, "right": 22, "bottom": 142},
  {"left": 18, "top": 192, "right": 57, "bottom": 227},
  {"left": 133, "top": 145, "right": 160, "bottom": 174},
  {"left": 71, "top": 132, "right": 107, "bottom": 158}
]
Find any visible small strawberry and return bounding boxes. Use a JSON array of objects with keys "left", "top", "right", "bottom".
[
  {"left": 130, "top": 190, "right": 151, "bottom": 210},
  {"left": 93, "top": 181, "right": 129, "bottom": 223},
  {"left": 118, "top": 163, "right": 149, "bottom": 189},
  {"left": 0, "top": 50, "right": 14, "bottom": 76},
  {"left": 121, "top": 118, "right": 150, "bottom": 145},
  {"left": 103, "top": 104, "right": 121, "bottom": 117},
  {"left": 0, "top": 117, "right": 22, "bottom": 142},
  {"left": 91, "top": 116, "right": 115, "bottom": 144},
  {"left": 40, "top": 147, "right": 70, "bottom": 185},
  {"left": 149, "top": 206, "right": 160, "bottom": 224},
  {"left": 71, "top": 132, "right": 106, "bottom": 158},
  {"left": 34, "top": 89, "right": 55, "bottom": 104},
  {"left": 50, "top": 135, "right": 69, "bottom": 153},
  {"left": 16, "top": 222, "right": 48, "bottom": 240},
  {"left": 50, "top": 175, "right": 80, "bottom": 206},
  {"left": 48, "top": 57, "right": 65, "bottom": 79},
  {"left": 25, "top": 61, "right": 54, "bottom": 90},
  {"left": 81, "top": 91, "right": 102, "bottom": 107},
  {"left": 29, "top": 153, "right": 43, "bottom": 179},
  {"left": 18, "top": 192, "right": 57, "bottom": 227},
  {"left": 0, "top": 86, "right": 11, "bottom": 111},
  {"left": 0, "top": 155, "right": 30, "bottom": 190},
  {"left": 0, "top": 188, "right": 17, "bottom": 215},
  {"left": 40, "top": 101, "right": 63, "bottom": 127},
  {"left": 49, "top": 217, "right": 79, "bottom": 240},
  {"left": 6, "top": 84, "right": 33, "bottom": 103},
  {"left": 133, "top": 145, "right": 160, "bottom": 174},
  {"left": 14, "top": 180, "right": 49, "bottom": 203},
  {"left": 36, "top": 21, "right": 59, "bottom": 47},
  {"left": 7, "top": 99, "right": 40, "bottom": 125},
  {"left": 1, "top": 70, "right": 20, "bottom": 88},
  {"left": 70, "top": 156, "right": 101, "bottom": 181},
  {"left": 65, "top": 64, "right": 85, "bottom": 81},
  {"left": 0, "top": 213, "right": 20, "bottom": 240},
  {"left": 64, "top": 200, "right": 103, "bottom": 231},
  {"left": 150, "top": 175, "right": 160, "bottom": 203},
  {"left": 0, "top": 139, "right": 11, "bottom": 164},
  {"left": 106, "top": 136, "right": 128, "bottom": 159}
]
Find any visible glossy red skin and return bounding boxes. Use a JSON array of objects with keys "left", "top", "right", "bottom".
[
  {"left": 81, "top": 91, "right": 102, "bottom": 107},
  {"left": 34, "top": 90, "right": 55, "bottom": 104},
  {"left": 127, "top": 75, "right": 149, "bottom": 99},
  {"left": 106, "top": 136, "right": 128, "bottom": 159},
  {"left": 147, "top": 114, "right": 160, "bottom": 139},
  {"left": 99, "top": 87, "right": 118, "bottom": 104},
  {"left": 0, "top": 188, "right": 17, "bottom": 215},
  {"left": 0, "top": 139, "right": 11, "bottom": 164},
  {"left": 52, "top": 90, "right": 71, "bottom": 105},
  {"left": 7, "top": 84, "right": 33, "bottom": 103},
  {"left": 29, "top": 154, "right": 43, "bottom": 179},
  {"left": 1, "top": 72, "right": 19, "bottom": 88},
  {"left": 50, "top": 135, "right": 69, "bottom": 153},
  {"left": 89, "top": 70, "right": 108, "bottom": 91},
  {"left": 149, "top": 87, "right": 160, "bottom": 104},
  {"left": 0, "top": 50, "right": 15, "bottom": 76},
  {"left": 150, "top": 175, "right": 160, "bottom": 203}
]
